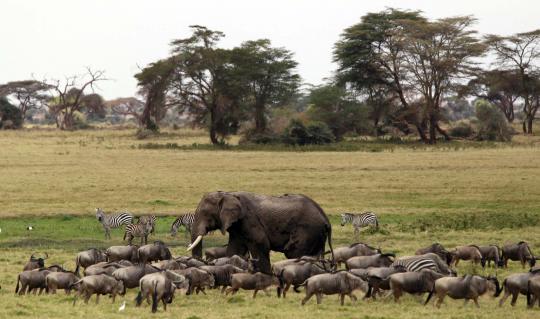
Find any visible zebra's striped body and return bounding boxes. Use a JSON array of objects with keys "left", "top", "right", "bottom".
[
  {"left": 95, "top": 208, "right": 134, "bottom": 239},
  {"left": 137, "top": 215, "right": 157, "bottom": 234},
  {"left": 123, "top": 220, "right": 153, "bottom": 245},
  {"left": 340, "top": 211, "right": 379, "bottom": 240},
  {"left": 170, "top": 213, "right": 195, "bottom": 237},
  {"left": 391, "top": 253, "right": 455, "bottom": 275}
]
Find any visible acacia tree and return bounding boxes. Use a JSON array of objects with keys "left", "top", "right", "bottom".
[
  {"left": 334, "top": 9, "right": 430, "bottom": 142},
  {"left": 335, "top": 10, "right": 484, "bottom": 144},
  {"left": 43, "top": 68, "right": 107, "bottom": 130},
  {"left": 230, "top": 39, "right": 300, "bottom": 133},
  {"left": 134, "top": 59, "right": 177, "bottom": 130},
  {"left": 0, "top": 80, "right": 50, "bottom": 124},
  {"left": 485, "top": 30, "right": 540, "bottom": 133},
  {"left": 108, "top": 97, "right": 145, "bottom": 126},
  {"left": 466, "top": 70, "right": 522, "bottom": 122},
  {"left": 400, "top": 16, "right": 485, "bottom": 143},
  {"left": 168, "top": 25, "right": 241, "bottom": 144}
]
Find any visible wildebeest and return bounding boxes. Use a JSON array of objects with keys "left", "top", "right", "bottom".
[
  {"left": 278, "top": 260, "right": 328, "bottom": 298},
  {"left": 175, "top": 256, "right": 207, "bottom": 268},
  {"left": 152, "top": 260, "right": 186, "bottom": 270},
  {"left": 389, "top": 269, "right": 445, "bottom": 302},
  {"left": 173, "top": 268, "right": 215, "bottom": 295},
  {"left": 71, "top": 274, "right": 125, "bottom": 304},
  {"left": 329, "top": 243, "right": 381, "bottom": 267},
  {"left": 199, "top": 264, "right": 245, "bottom": 293},
  {"left": 527, "top": 275, "right": 540, "bottom": 308},
  {"left": 135, "top": 271, "right": 189, "bottom": 313},
  {"left": 45, "top": 271, "right": 80, "bottom": 294},
  {"left": 106, "top": 245, "right": 139, "bottom": 263},
  {"left": 205, "top": 246, "right": 228, "bottom": 261},
  {"left": 271, "top": 256, "right": 318, "bottom": 277},
  {"left": 138, "top": 241, "right": 172, "bottom": 264},
  {"left": 225, "top": 272, "right": 279, "bottom": 298},
  {"left": 75, "top": 248, "right": 107, "bottom": 276},
  {"left": 84, "top": 262, "right": 126, "bottom": 276},
  {"left": 15, "top": 269, "right": 51, "bottom": 295},
  {"left": 23, "top": 252, "right": 48, "bottom": 271},
  {"left": 361, "top": 265, "right": 408, "bottom": 299},
  {"left": 210, "top": 255, "right": 249, "bottom": 270},
  {"left": 451, "top": 245, "right": 486, "bottom": 268},
  {"left": 502, "top": 242, "right": 536, "bottom": 268},
  {"left": 112, "top": 264, "right": 161, "bottom": 289},
  {"left": 415, "top": 243, "right": 452, "bottom": 265},
  {"left": 499, "top": 268, "right": 540, "bottom": 306},
  {"left": 300, "top": 271, "right": 368, "bottom": 306},
  {"left": 425, "top": 275, "right": 501, "bottom": 307},
  {"left": 479, "top": 245, "right": 504, "bottom": 268},
  {"left": 345, "top": 253, "right": 395, "bottom": 270}
]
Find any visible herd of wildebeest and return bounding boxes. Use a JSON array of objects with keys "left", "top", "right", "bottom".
[{"left": 8, "top": 221, "right": 540, "bottom": 313}]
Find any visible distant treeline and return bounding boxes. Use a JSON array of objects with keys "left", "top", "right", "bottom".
[{"left": 1, "top": 9, "right": 539, "bottom": 144}]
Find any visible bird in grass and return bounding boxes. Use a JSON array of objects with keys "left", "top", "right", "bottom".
[
  {"left": 118, "top": 301, "right": 126, "bottom": 311},
  {"left": 26, "top": 225, "right": 34, "bottom": 231}
]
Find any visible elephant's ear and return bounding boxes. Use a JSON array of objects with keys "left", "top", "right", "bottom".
[{"left": 218, "top": 195, "right": 245, "bottom": 235}]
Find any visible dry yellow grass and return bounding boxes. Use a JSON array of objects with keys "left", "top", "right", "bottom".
[{"left": 1, "top": 128, "right": 540, "bottom": 318}]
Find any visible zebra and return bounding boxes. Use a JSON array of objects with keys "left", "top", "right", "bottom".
[
  {"left": 95, "top": 208, "right": 134, "bottom": 239},
  {"left": 170, "top": 213, "right": 195, "bottom": 238},
  {"left": 391, "top": 253, "right": 456, "bottom": 276},
  {"left": 340, "top": 211, "right": 379, "bottom": 240},
  {"left": 123, "top": 219, "right": 153, "bottom": 245},
  {"left": 136, "top": 215, "right": 157, "bottom": 234}
]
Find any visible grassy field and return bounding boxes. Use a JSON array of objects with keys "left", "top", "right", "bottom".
[{"left": 1, "top": 128, "right": 540, "bottom": 318}]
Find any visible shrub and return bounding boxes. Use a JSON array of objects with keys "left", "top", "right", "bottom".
[
  {"left": 475, "top": 100, "right": 513, "bottom": 141},
  {"left": 240, "top": 130, "right": 282, "bottom": 145},
  {"left": 449, "top": 121, "right": 475, "bottom": 138},
  {"left": 136, "top": 128, "right": 156, "bottom": 140},
  {"left": 0, "top": 97, "right": 23, "bottom": 129},
  {"left": 282, "top": 119, "right": 335, "bottom": 145}
]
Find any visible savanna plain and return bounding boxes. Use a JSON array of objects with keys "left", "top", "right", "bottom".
[{"left": 1, "top": 128, "right": 540, "bottom": 319}]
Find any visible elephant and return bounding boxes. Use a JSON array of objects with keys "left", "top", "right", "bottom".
[{"left": 187, "top": 191, "right": 334, "bottom": 274}]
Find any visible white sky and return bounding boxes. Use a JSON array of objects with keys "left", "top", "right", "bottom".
[{"left": 1, "top": 0, "right": 539, "bottom": 99}]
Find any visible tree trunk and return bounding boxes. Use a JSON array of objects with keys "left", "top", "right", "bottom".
[
  {"left": 414, "top": 123, "right": 428, "bottom": 144},
  {"left": 254, "top": 103, "right": 266, "bottom": 133},
  {"left": 522, "top": 120, "right": 527, "bottom": 134},
  {"left": 209, "top": 107, "right": 219, "bottom": 145},
  {"left": 428, "top": 115, "right": 437, "bottom": 144},
  {"left": 436, "top": 123, "right": 451, "bottom": 141},
  {"left": 527, "top": 117, "right": 533, "bottom": 134}
]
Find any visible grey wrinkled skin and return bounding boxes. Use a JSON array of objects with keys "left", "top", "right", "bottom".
[
  {"left": 189, "top": 191, "right": 334, "bottom": 274},
  {"left": 301, "top": 271, "right": 368, "bottom": 306}
]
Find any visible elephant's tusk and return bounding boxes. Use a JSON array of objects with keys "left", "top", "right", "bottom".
[{"left": 187, "top": 235, "right": 203, "bottom": 251}]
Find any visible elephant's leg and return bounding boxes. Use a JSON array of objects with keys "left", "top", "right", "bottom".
[{"left": 227, "top": 231, "right": 249, "bottom": 257}]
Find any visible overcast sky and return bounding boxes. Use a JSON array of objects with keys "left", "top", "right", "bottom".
[{"left": 2, "top": 0, "right": 539, "bottom": 99}]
